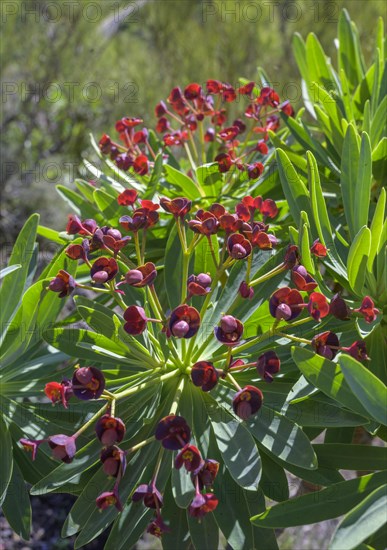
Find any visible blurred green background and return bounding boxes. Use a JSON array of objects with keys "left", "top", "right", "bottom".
[{"left": 1, "top": 0, "right": 386, "bottom": 244}]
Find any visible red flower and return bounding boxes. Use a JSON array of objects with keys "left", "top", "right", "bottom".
[
  {"left": 222, "top": 84, "right": 236, "bottom": 102},
  {"left": 99, "top": 134, "right": 112, "bottom": 154},
  {"left": 204, "top": 128, "right": 215, "bottom": 142},
  {"left": 123, "top": 305, "right": 148, "bottom": 335},
  {"left": 188, "top": 211, "right": 219, "bottom": 235},
  {"left": 115, "top": 117, "right": 143, "bottom": 131},
  {"left": 195, "top": 460, "right": 220, "bottom": 490},
  {"left": 72, "top": 367, "right": 105, "bottom": 400},
  {"left": 256, "top": 140, "right": 269, "bottom": 154},
  {"left": 189, "top": 493, "right": 218, "bottom": 518},
  {"left": 310, "top": 239, "right": 327, "bottom": 257},
  {"left": 238, "top": 81, "right": 255, "bottom": 95},
  {"left": 133, "top": 154, "right": 149, "bottom": 176},
  {"left": 215, "top": 315, "right": 244, "bottom": 346},
  {"left": 95, "top": 415, "right": 126, "bottom": 446},
  {"left": 280, "top": 101, "right": 294, "bottom": 116},
  {"left": 187, "top": 273, "right": 212, "bottom": 298},
  {"left": 124, "top": 263, "right": 157, "bottom": 287},
  {"left": 117, "top": 189, "right": 138, "bottom": 206},
  {"left": 219, "top": 126, "right": 240, "bottom": 141},
  {"left": 168, "top": 305, "right": 201, "bottom": 338},
  {"left": 354, "top": 296, "right": 380, "bottom": 324},
  {"left": 147, "top": 516, "right": 170, "bottom": 538},
  {"left": 256, "top": 351, "right": 280, "bottom": 383},
  {"left": 65, "top": 243, "right": 88, "bottom": 261},
  {"left": 312, "top": 331, "right": 340, "bottom": 360},
  {"left": 167, "top": 87, "right": 183, "bottom": 103},
  {"left": 19, "top": 438, "right": 44, "bottom": 461},
  {"left": 269, "top": 287, "right": 303, "bottom": 321},
  {"left": 232, "top": 385, "right": 263, "bottom": 420},
  {"left": 156, "top": 117, "right": 170, "bottom": 133},
  {"left": 260, "top": 198, "right": 278, "bottom": 219},
  {"left": 227, "top": 233, "right": 252, "bottom": 259},
  {"left": 191, "top": 361, "right": 219, "bottom": 391},
  {"left": 66, "top": 215, "right": 97, "bottom": 235},
  {"left": 96, "top": 489, "right": 123, "bottom": 511},
  {"left": 90, "top": 257, "right": 118, "bottom": 284},
  {"left": 308, "top": 292, "right": 329, "bottom": 321},
  {"left": 215, "top": 153, "right": 233, "bottom": 173},
  {"left": 258, "top": 87, "right": 279, "bottom": 107},
  {"left": 206, "top": 80, "right": 222, "bottom": 94},
  {"left": 175, "top": 444, "right": 204, "bottom": 472},
  {"left": 184, "top": 83, "right": 202, "bottom": 100},
  {"left": 160, "top": 197, "right": 192, "bottom": 218},
  {"left": 48, "top": 434, "right": 76, "bottom": 463},
  {"left": 44, "top": 380, "right": 73, "bottom": 409},
  {"left": 100, "top": 446, "right": 126, "bottom": 478},
  {"left": 155, "top": 101, "right": 167, "bottom": 117},
  {"left": 48, "top": 270, "right": 76, "bottom": 298},
  {"left": 247, "top": 162, "right": 264, "bottom": 180},
  {"left": 155, "top": 415, "right": 191, "bottom": 450},
  {"left": 343, "top": 341, "right": 369, "bottom": 361},
  {"left": 292, "top": 266, "right": 318, "bottom": 292}
]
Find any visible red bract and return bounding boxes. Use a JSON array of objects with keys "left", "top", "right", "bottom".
[
  {"left": 72, "top": 367, "right": 105, "bottom": 400},
  {"left": 343, "top": 341, "right": 369, "bottom": 361},
  {"left": 133, "top": 154, "right": 149, "bottom": 176},
  {"left": 99, "top": 134, "right": 112, "bottom": 154},
  {"left": 206, "top": 79, "right": 222, "bottom": 94},
  {"left": 280, "top": 101, "right": 295, "bottom": 116},
  {"left": 100, "top": 446, "right": 126, "bottom": 478},
  {"left": 250, "top": 227, "right": 277, "bottom": 250},
  {"left": 269, "top": 287, "right": 303, "bottom": 321},
  {"left": 155, "top": 415, "right": 191, "bottom": 450},
  {"left": 260, "top": 198, "right": 278, "bottom": 219},
  {"left": 96, "top": 489, "right": 123, "bottom": 511},
  {"left": 95, "top": 415, "right": 126, "bottom": 446},
  {"left": 188, "top": 211, "right": 219, "bottom": 235},
  {"left": 156, "top": 117, "right": 170, "bottom": 133},
  {"left": 256, "top": 140, "right": 269, "bottom": 154},
  {"left": 329, "top": 293, "right": 351, "bottom": 320},
  {"left": 19, "top": 438, "right": 43, "bottom": 461},
  {"left": 283, "top": 244, "right": 300, "bottom": 268},
  {"left": 312, "top": 331, "right": 340, "bottom": 360},
  {"left": 125, "top": 263, "right": 157, "bottom": 287},
  {"left": 48, "top": 270, "right": 76, "bottom": 298},
  {"left": 117, "top": 188, "right": 138, "bottom": 206},
  {"left": 233, "top": 385, "right": 263, "bottom": 420},
  {"left": 308, "top": 292, "right": 329, "bottom": 321},
  {"left": 44, "top": 380, "right": 73, "bottom": 409},
  {"left": 123, "top": 305, "right": 148, "bottom": 335},
  {"left": 187, "top": 273, "right": 212, "bottom": 298},
  {"left": 227, "top": 233, "right": 252, "bottom": 259},
  {"left": 90, "top": 257, "right": 118, "bottom": 284},
  {"left": 168, "top": 305, "right": 201, "bottom": 338},
  {"left": 189, "top": 493, "right": 218, "bottom": 518},
  {"left": 238, "top": 81, "right": 255, "bottom": 95},
  {"left": 191, "top": 361, "right": 219, "bottom": 391},
  {"left": 115, "top": 117, "right": 143, "bottom": 130},
  {"left": 132, "top": 483, "right": 163, "bottom": 509},
  {"left": 258, "top": 87, "right": 280, "bottom": 107},
  {"left": 175, "top": 444, "right": 203, "bottom": 472},
  {"left": 160, "top": 197, "right": 192, "bottom": 218},
  {"left": 354, "top": 296, "right": 380, "bottom": 323},
  {"left": 256, "top": 351, "right": 281, "bottom": 382},
  {"left": 222, "top": 84, "right": 236, "bottom": 102},
  {"left": 215, "top": 315, "right": 244, "bottom": 346},
  {"left": 155, "top": 100, "right": 167, "bottom": 117},
  {"left": 215, "top": 153, "right": 233, "bottom": 173},
  {"left": 310, "top": 239, "right": 327, "bottom": 257},
  {"left": 239, "top": 281, "right": 254, "bottom": 300},
  {"left": 292, "top": 266, "right": 318, "bottom": 292},
  {"left": 184, "top": 82, "right": 202, "bottom": 99},
  {"left": 65, "top": 243, "right": 87, "bottom": 261},
  {"left": 219, "top": 126, "right": 240, "bottom": 141},
  {"left": 48, "top": 434, "right": 76, "bottom": 463},
  {"left": 247, "top": 162, "right": 264, "bottom": 180}
]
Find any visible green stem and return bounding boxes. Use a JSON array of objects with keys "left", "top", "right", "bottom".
[
  {"left": 76, "top": 284, "right": 111, "bottom": 294},
  {"left": 127, "top": 435, "right": 155, "bottom": 455},
  {"left": 226, "top": 372, "right": 242, "bottom": 391},
  {"left": 151, "top": 445, "right": 165, "bottom": 484},
  {"left": 249, "top": 264, "right": 287, "bottom": 287},
  {"left": 176, "top": 218, "right": 188, "bottom": 252},
  {"left": 169, "top": 376, "right": 185, "bottom": 415},
  {"left": 275, "top": 332, "right": 311, "bottom": 345},
  {"left": 134, "top": 232, "right": 142, "bottom": 265},
  {"left": 114, "top": 369, "right": 179, "bottom": 400},
  {"left": 73, "top": 402, "right": 108, "bottom": 439},
  {"left": 141, "top": 229, "right": 147, "bottom": 263},
  {"left": 181, "top": 252, "right": 190, "bottom": 303},
  {"left": 184, "top": 142, "right": 197, "bottom": 172},
  {"left": 207, "top": 236, "right": 219, "bottom": 270}
]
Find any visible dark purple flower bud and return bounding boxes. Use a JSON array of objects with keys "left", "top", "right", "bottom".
[
  {"left": 239, "top": 281, "right": 254, "bottom": 299},
  {"left": 155, "top": 415, "right": 191, "bottom": 450},
  {"left": 329, "top": 293, "right": 351, "bottom": 320},
  {"left": 232, "top": 385, "right": 263, "bottom": 420},
  {"left": 132, "top": 483, "right": 163, "bottom": 509},
  {"left": 123, "top": 305, "right": 148, "bottom": 335},
  {"left": 124, "top": 262, "right": 157, "bottom": 288},
  {"left": 215, "top": 315, "right": 244, "bottom": 346},
  {"left": 187, "top": 273, "right": 212, "bottom": 297},
  {"left": 72, "top": 367, "right": 105, "bottom": 400},
  {"left": 160, "top": 197, "right": 192, "bottom": 218},
  {"left": 227, "top": 233, "right": 252, "bottom": 259},
  {"left": 65, "top": 243, "right": 87, "bottom": 261},
  {"left": 90, "top": 257, "right": 118, "bottom": 283},
  {"left": 48, "top": 434, "right": 76, "bottom": 463},
  {"left": 283, "top": 245, "right": 300, "bottom": 268},
  {"left": 256, "top": 351, "right": 280, "bottom": 382},
  {"left": 191, "top": 361, "right": 220, "bottom": 391},
  {"left": 95, "top": 415, "right": 126, "bottom": 446}
]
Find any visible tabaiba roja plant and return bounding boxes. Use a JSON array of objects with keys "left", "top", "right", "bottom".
[{"left": 15, "top": 185, "right": 385, "bottom": 549}]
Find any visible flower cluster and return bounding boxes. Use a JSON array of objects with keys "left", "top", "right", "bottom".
[{"left": 98, "top": 81, "right": 294, "bottom": 182}]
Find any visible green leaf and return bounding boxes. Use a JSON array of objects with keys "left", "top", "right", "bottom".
[
  {"left": 0, "top": 214, "right": 39, "bottom": 329},
  {"left": 203, "top": 393, "right": 262, "bottom": 490},
  {"left": 187, "top": 509, "right": 219, "bottom": 550},
  {"left": 371, "top": 95, "right": 387, "bottom": 144},
  {"left": 164, "top": 164, "right": 203, "bottom": 199},
  {"left": 283, "top": 399, "right": 369, "bottom": 428},
  {"left": 372, "top": 136, "right": 387, "bottom": 181},
  {"left": 0, "top": 264, "right": 21, "bottom": 281},
  {"left": 368, "top": 188, "right": 386, "bottom": 271},
  {"left": 164, "top": 223, "right": 184, "bottom": 309},
  {"left": 306, "top": 33, "right": 338, "bottom": 91},
  {"left": 298, "top": 216, "right": 315, "bottom": 274},
  {"left": 330, "top": 484, "right": 387, "bottom": 550},
  {"left": 251, "top": 471, "right": 387, "bottom": 528},
  {"left": 347, "top": 226, "right": 371, "bottom": 295},
  {"left": 194, "top": 234, "right": 218, "bottom": 279},
  {"left": 292, "top": 347, "right": 371, "bottom": 418},
  {"left": 341, "top": 124, "right": 360, "bottom": 239},
  {"left": 246, "top": 405, "right": 317, "bottom": 470},
  {"left": 196, "top": 163, "right": 223, "bottom": 198},
  {"left": 354, "top": 133, "right": 372, "bottom": 232},
  {"left": 37, "top": 225, "right": 69, "bottom": 244},
  {"left": 2, "top": 461, "right": 31, "bottom": 540},
  {"left": 338, "top": 354, "right": 387, "bottom": 425},
  {"left": 260, "top": 452, "right": 289, "bottom": 502},
  {"left": 314, "top": 444, "right": 387, "bottom": 471},
  {"left": 338, "top": 9, "right": 364, "bottom": 91},
  {"left": 93, "top": 188, "right": 121, "bottom": 224},
  {"left": 0, "top": 415, "right": 13, "bottom": 506},
  {"left": 162, "top": 479, "right": 191, "bottom": 549}
]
